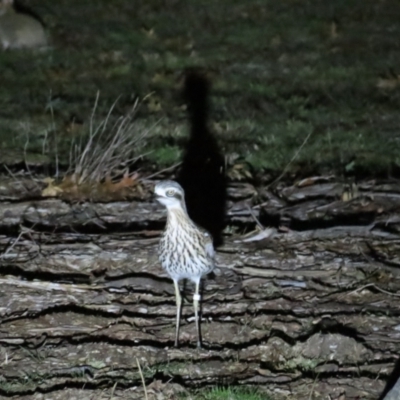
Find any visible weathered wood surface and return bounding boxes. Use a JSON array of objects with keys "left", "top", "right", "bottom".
[{"left": 1, "top": 177, "right": 400, "bottom": 399}]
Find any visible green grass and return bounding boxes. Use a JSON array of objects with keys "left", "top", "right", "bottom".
[
  {"left": 183, "top": 386, "right": 269, "bottom": 400},
  {"left": 2, "top": 0, "right": 400, "bottom": 176}
]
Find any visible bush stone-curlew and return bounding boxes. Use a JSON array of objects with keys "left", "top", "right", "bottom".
[{"left": 155, "top": 180, "right": 214, "bottom": 348}]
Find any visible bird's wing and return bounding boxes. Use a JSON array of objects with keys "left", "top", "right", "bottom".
[
  {"left": 202, "top": 230, "right": 215, "bottom": 259},
  {"left": 193, "top": 222, "right": 215, "bottom": 260}
]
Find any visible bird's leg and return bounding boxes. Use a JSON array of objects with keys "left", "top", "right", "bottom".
[
  {"left": 193, "top": 279, "right": 202, "bottom": 349},
  {"left": 173, "top": 279, "right": 182, "bottom": 347}
]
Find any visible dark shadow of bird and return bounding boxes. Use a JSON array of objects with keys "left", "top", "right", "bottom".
[{"left": 177, "top": 70, "right": 226, "bottom": 247}]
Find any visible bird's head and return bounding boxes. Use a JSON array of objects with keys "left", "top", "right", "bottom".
[{"left": 154, "top": 180, "right": 186, "bottom": 211}]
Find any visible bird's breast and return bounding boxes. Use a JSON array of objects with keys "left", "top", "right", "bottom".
[{"left": 158, "top": 226, "right": 213, "bottom": 278}]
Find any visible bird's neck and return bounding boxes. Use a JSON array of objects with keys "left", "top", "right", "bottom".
[{"left": 166, "top": 206, "right": 190, "bottom": 228}]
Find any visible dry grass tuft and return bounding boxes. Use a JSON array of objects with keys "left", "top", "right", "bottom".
[
  {"left": 67, "top": 93, "right": 150, "bottom": 185},
  {"left": 41, "top": 93, "right": 156, "bottom": 201}
]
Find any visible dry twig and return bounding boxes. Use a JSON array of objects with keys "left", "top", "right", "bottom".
[{"left": 136, "top": 357, "right": 148, "bottom": 400}]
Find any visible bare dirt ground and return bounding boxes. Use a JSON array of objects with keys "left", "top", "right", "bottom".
[{"left": 1, "top": 176, "right": 400, "bottom": 399}]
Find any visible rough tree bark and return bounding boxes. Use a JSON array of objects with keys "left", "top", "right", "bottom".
[{"left": 0, "top": 176, "right": 399, "bottom": 399}]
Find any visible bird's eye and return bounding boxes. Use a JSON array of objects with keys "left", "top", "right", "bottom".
[{"left": 166, "top": 189, "right": 175, "bottom": 197}]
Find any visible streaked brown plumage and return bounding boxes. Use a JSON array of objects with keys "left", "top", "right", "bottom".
[{"left": 155, "top": 180, "right": 214, "bottom": 348}]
